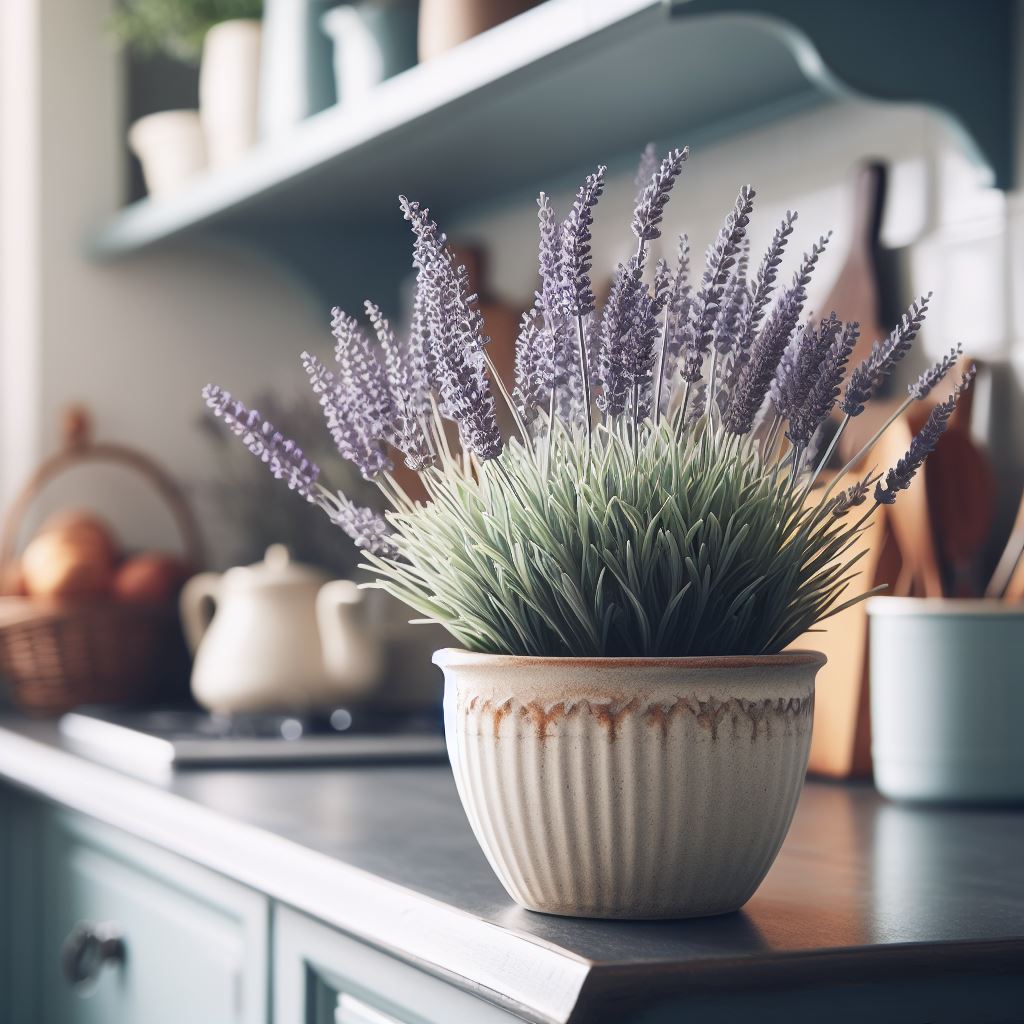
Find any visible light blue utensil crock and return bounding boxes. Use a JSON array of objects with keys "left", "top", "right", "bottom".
[{"left": 867, "top": 597, "right": 1024, "bottom": 804}]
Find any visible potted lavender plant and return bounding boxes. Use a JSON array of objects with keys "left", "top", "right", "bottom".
[{"left": 203, "top": 145, "right": 970, "bottom": 919}]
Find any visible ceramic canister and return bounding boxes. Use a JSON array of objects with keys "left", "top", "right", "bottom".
[{"left": 868, "top": 597, "right": 1024, "bottom": 804}]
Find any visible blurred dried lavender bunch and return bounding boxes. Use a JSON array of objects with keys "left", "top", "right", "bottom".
[{"left": 203, "top": 145, "right": 971, "bottom": 657}]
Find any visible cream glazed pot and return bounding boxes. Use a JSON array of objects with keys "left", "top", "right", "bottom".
[{"left": 434, "top": 648, "right": 825, "bottom": 919}]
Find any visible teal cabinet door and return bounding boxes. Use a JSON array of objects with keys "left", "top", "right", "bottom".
[
  {"left": 40, "top": 809, "right": 269, "bottom": 1024},
  {"left": 0, "top": 785, "right": 43, "bottom": 1024},
  {"left": 274, "top": 906, "right": 521, "bottom": 1024}
]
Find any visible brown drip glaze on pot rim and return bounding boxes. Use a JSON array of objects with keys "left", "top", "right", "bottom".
[{"left": 433, "top": 647, "right": 827, "bottom": 670}]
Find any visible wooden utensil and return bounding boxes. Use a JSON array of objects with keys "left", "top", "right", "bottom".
[
  {"left": 819, "top": 161, "right": 888, "bottom": 371},
  {"left": 918, "top": 419, "right": 995, "bottom": 596},
  {"left": 986, "top": 486, "right": 1024, "bottom": 599},
  {"left": 805, "top": 496, "right": 894, "bottom": 779},
  {"left": 818, "top": 161, "right": 900, "bottom": 466}
]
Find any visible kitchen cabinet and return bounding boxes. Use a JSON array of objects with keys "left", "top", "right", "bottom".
[
  {"left": 3, "top": 720, "right": 1024, "bottom": 1024},
  {"left": 273, "top": 905, "right": 521, "bottom": 1024},
  {"left": 28, "top": 804, "right": 268, "bottom": 1024},
  {"left": 0, "top": 787, "right": 42, "bottom": 1024}
]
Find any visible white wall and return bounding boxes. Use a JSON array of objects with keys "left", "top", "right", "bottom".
[{"left": 0, "top": 0, "right": 330, "bottom": 557}]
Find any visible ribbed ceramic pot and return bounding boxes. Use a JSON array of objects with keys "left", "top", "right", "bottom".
[{"left": 434, "top": 648, "right": 824, "bottom": 919}]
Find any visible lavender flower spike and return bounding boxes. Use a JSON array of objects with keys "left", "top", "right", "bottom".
[
  {"left": 842, "top": 293, "right": 932, "bottom": 416},
  {"left": 631, "top": 146, "right": 689, "bottom": 248},
  {"left": 633, "top": 143, "right": 659, "bottom": 206},
  {"left": 875, "top": 366, "right": 975, "bottom": 505},
  {"left": 724, "top": 233, "right": 830, "bottom": 435},
  {"left": 560, "top": 165, "right": 607, "bottom": 319},
  {"left": 831, "top": 470, "right": 876, "bottom": 518},
  {"left": 909, "top": 343, "right": 963, "bottom": 400},
  {"left": 682, "top": 185, "right": 755, "bottom": 383},
  {"left": 203, "top": 384, "right": 320, "bottom": 499},
  {"left": 325, "top": 492, "right": 399, "bottom": 558}
]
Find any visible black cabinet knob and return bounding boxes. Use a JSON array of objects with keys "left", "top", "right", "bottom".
[{"left": 61, "top": 921, "right": 125, "bottom": 994}]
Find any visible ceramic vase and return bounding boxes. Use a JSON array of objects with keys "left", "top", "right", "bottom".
[
  {"left": 868, "top": 597, "right": 1024, "bottom": 804},
  {"left": 128, "top": 111, "right": 207, "bottom": 198},
  {"left": 200, "top": 19, "right": 262, "bottom": 168},
  {"left": 417, "top": 0, "right": 534, "bottom": 62},
  {"left": 435, "top": 648, "right": 824, "bottom": 919},
  {"left": 321, "top": 1, "right": 418, "bottom": 105}
]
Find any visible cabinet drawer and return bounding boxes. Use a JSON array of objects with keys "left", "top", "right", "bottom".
[
  {"left": 274, "top": 906, "right": 521, "bottom": 1024},
  {"left": 41, "top": 809, "right": 268, "bottom": 1024}
]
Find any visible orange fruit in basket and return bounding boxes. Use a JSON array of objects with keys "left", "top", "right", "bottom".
[
  {"left": 112, "top": 553, "right": 191, "bottom": 605},
  {"left": 21, "top": 512, "right": 119, "bottom": 600},
  {"left": 38, "top": 510, "right": 120, "bottom": 564}
]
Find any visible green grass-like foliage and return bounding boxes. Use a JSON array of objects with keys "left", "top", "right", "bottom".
[
  {"left": 364, "top": 417, "right": 867, "bottom": 657},
  {"left": 111, "top": 0, "right": 262, "bottom": 60}
]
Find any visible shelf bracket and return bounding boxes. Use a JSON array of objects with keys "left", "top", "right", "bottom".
[{"left": 667, "top": 0, "right": 1016, "bottom": 189}]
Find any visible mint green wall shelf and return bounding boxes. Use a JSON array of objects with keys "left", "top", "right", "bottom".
[{"left": 89, "top": 0, "right": 1016, "bottom": 307}]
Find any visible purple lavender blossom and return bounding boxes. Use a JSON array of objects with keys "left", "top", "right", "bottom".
[
  {"left": 400, "top": 196, "right": 502, "bottom": 460},
  {"left": 788, "top": 318, "right": 859, "bottom": 449},
  {"left": 737, "top": 211, "right": 796, "bottom": 352},
  {"left": 633, "top": 143, "right": 659, "bottom": 206},
  {"left": 723, "top": 233, "right": 829, "bottom": 435},
  {"left": 203, "top": 385, "right": 321, "bottom": 498},
  {"left": 596, "top": 261, "right": 636, "bottom": 417},
  {"left": 559, "top": 166, "right": 606, "bottom": 319},
  {"left": 712, "top": 260, "right": 748, "bottom": 355},
  {"left": 631, "top": 147, "right": 688, "bottom": 249},
  {"left": 364, "top": 300, "right": 435, "bottom": 471},
  {"left": 653, "top": 234, "right": 693, "bottom": 409},
  {"left": 682, "top": 185, "right": 755, "bottom": 383},
  {"left": 301, "top": 350, "right": 392, "bottom": 479},
  {"left": 513, "top": 311, "right": 550, "bottom": 421},
  {"left": 909, "top": 343, "right": 963, "bottom": 400},
  {"left": 831, "top": 470, "right": 876, "bottom": 518},
  {"left": 325, "top": 493, "right": 398, "bottom": 558},
  {"left": 875, "top": 367, "right": 975, "bottom": 504},
  {"left": 842, "top": 293, "right": 932, "bottom": 416},
  {"left": 331, "top": 307, "right": 393, "bottom": 435},
  {"left": 652, "top": 258, "right": 672, "bottom": 316},
  {"left": 775, "top": 312, "right": 840, "bottom": 425}
]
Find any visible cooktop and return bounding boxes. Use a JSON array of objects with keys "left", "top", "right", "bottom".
[{"left": 59, "top": 705, "right": 447, "bottom": 777}]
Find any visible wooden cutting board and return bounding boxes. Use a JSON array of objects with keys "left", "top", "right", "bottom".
[{"left": 820, "top": 161, "right": 888, "bottom": 371}]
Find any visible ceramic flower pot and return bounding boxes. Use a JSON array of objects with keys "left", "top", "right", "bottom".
[
  {"left": 434, "top": 648, "right": 824, "bottom": 919},
  {"left": 199, "top": 19, "right": 262, "bottom": 168},
  {"left": 868, "top": 597, "right": 1024, "bottom": 804}
]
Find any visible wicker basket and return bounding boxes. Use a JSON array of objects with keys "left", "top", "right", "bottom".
[{"left": 0, "top": 409, "right": 203, "bottom": 715}]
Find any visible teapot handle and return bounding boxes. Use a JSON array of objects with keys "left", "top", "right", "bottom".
[
  {"left": 316, "top": 581, "right": 383, "bottom": 695},
  {"left": 179, "top": 572, "right": 222, "bottom": 654}
]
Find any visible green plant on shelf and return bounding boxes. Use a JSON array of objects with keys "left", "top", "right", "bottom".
[{"left": 111, "top": 0, "right": 263, "bottom": 60}]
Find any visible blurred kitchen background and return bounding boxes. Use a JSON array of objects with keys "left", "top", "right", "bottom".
[{"left": 0, "top": 0, "right": 1021, "bottom": 758}]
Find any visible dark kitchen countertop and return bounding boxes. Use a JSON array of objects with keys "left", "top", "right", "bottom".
[{"left": 1, "top": 716, "right": 1022, "bottom": 1023}]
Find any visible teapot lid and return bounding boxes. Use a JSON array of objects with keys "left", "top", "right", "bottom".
[{"left": 224, "top": 544, "right": 329, "bottom": 589}]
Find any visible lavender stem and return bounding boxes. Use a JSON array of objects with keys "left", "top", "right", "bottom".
[
  {"left": 483, "top": 347, "right": 531, "bottom": 446},
  {"left": 652, "top": 314, "right": 671, "bottom": 425},
  {"left": 801, "top": 412, "right": 850, "bottom": 499},
  {"left": 828, "top": 394, "right": 916, "bottom": 497},
  {"left": 576, "top": 313, "right": 593, "bottom": 446}
]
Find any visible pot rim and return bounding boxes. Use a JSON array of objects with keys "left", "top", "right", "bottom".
[
  {"left": 867, "top": 596, "right": 1024, "bottom": 617},
  {"left": 432, "top": 647, "right": 827, "bottom": 670}
]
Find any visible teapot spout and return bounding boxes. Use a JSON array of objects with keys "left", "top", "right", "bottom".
[{"left": 316, "top": 580, "right": 384, "bottom": 698}]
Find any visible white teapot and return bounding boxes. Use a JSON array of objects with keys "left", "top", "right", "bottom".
[{"left": 180, "top": 545, "right": 383, "bottom": 713}]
